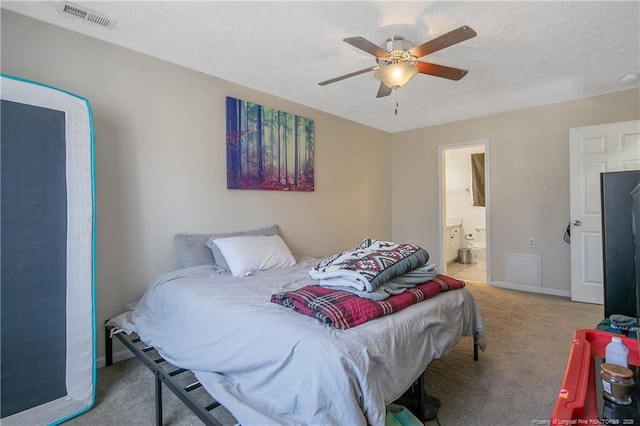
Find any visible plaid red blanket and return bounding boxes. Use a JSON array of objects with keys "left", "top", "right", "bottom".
[{"left": 270, "top": 274, "right": 465, "bottom": 329}]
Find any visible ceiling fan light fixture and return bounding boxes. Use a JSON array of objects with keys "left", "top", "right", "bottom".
[
  {"left": 374, "top": 62, "right": 418, "bottom": 89},
  {"left": 319, "top": 26, "right": 476, "bottom": 97}
]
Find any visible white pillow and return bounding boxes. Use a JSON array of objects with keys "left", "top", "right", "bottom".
[{"left": 212, "top": 235, "right": 296, "bottom": 277}]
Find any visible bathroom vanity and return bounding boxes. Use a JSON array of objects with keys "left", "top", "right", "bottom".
[{"left": 445, "top": 219, "right": 462, "bottom": 263}]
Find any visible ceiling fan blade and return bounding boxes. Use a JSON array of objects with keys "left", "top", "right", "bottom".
[
  {"left": 343, "top": 36, "right": 389, "bottom": 58},
  {"left": 409, "top": 26, "right": 477, "bottom": 58},
  {"left": 318, "top": 66, "right": 378, "bottom": 86},
  {"left": 376, "top": 82, "right": 392, "bottom": 98},
  {"left": 417, "top": 61, "right": 469, "bottom": 81}
]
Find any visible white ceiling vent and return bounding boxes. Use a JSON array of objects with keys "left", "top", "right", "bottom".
[{"left": 57, "top": 2, "right": 116, "bottom": 29}]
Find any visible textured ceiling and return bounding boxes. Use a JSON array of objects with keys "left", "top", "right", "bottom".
[{"left": 3, "top": 1, "right": 639, "bottom": 133}]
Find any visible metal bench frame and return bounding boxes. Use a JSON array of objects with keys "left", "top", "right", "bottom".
[
  {"left": 105, "top": 322, "right": 479, "bottom": 425},
  {"left": 105, "top": 324, "right": 223, "bottom": 426}
]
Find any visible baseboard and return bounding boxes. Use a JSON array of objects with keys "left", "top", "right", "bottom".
[
  {"left": 490, "top": 281, "right": 571, "bottom": 298},
  {"left": 96, "top": 348, "right": 134, "bottom": 368}
]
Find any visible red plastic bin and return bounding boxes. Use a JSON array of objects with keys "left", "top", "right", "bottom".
[{"left": 550, "top": 329, "right": 640, "bottom": 424}]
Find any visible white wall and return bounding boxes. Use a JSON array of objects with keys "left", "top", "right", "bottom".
[
  {"left": 445, "top": 145, "right": 486, "bottom": 243},
  {"left": 1, "top": 10, "right": 392, "bottom": 359},
  {"left": 392, "top": 88, "right": 640, "bottom": 294}
]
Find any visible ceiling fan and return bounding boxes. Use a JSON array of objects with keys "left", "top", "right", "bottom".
[{"left": 318, "top": 26, "right": 477, "bottom": 98}]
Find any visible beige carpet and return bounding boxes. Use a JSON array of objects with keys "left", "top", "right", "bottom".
[
  {"left": 66, "top": 281, "right": 602, "bottom": 426},
  {"left": 425, "top": 281, "right": 602, "bottom": 425}
]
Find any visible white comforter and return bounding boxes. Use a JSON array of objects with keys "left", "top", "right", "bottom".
[{"left": 119, "top": 258, "right": 485, "bottom": 426}]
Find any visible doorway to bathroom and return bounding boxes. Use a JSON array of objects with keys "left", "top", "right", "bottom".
[{"left": 439, "top": 139, "right": 490, "bottom": 283}]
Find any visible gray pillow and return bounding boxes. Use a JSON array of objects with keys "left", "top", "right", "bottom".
[
  {"left": 175, "top": 233, "right": 216, "bottom": 268},
  {"left": 175, "top": 225, "right": 279, "bottom": 269},
  {"left": 204, "top": 225, "right": 280, "bottom": 272}
]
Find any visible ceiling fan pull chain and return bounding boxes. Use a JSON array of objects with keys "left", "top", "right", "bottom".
[{"left": 395, "top": 102, "right": 399, "bottom": 116}]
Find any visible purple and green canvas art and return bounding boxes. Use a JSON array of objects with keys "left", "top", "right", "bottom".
[{"left": 226, "top": 97, "right": 314, "bottom": 191}]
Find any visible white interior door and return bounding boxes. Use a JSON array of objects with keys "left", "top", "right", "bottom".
[{"left": 570, "top": 120, "right": 640, "bottom": 304}]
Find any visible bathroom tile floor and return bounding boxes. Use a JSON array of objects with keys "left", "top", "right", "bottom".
[{"left": 446, "top": 261, "right": 487, "bottom": 283}]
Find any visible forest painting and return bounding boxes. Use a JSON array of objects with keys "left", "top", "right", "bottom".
[{"left": 226, "top": 97, "right": 314, "bottom": 191}]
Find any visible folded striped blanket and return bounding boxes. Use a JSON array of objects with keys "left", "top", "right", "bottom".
[
  {"left": 309, "top": 239, "right": 429, "bottom": 292},
  {"left": 271, "top": 275, "right": 465, "bottom": 329}
]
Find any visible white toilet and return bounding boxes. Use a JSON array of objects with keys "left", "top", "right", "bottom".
[{"left": 471, "top": 226, "right": 486, "bottom": 270}]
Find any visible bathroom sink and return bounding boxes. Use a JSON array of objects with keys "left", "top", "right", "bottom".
[{"left": 446, "top": 218, "right": 462, "bottom": 228}]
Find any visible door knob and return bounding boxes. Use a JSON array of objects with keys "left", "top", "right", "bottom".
[{"left": 572, "top": 220, "right": 582, "bottom": 226}]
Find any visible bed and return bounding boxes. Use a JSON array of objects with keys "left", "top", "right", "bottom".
[{"left": 106, "top": 230, "right": 486, "bottom": 426}]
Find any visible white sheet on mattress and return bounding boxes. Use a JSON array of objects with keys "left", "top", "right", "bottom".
[{"left": 125, "top": 258, "right": 485, "bottom": 426}]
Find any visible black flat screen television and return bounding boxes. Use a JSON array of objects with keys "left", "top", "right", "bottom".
[{"left": 601, "top": 171, "right": 640, "bottom": 318}]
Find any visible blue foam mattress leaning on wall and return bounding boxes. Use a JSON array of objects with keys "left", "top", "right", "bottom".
[{"left": 0, "top": 74, "right": 96, "bottom": 425}]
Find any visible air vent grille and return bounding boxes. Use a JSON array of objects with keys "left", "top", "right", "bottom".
[{"left": 58, "top": 2, "right": 116, "bottom": 29}]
